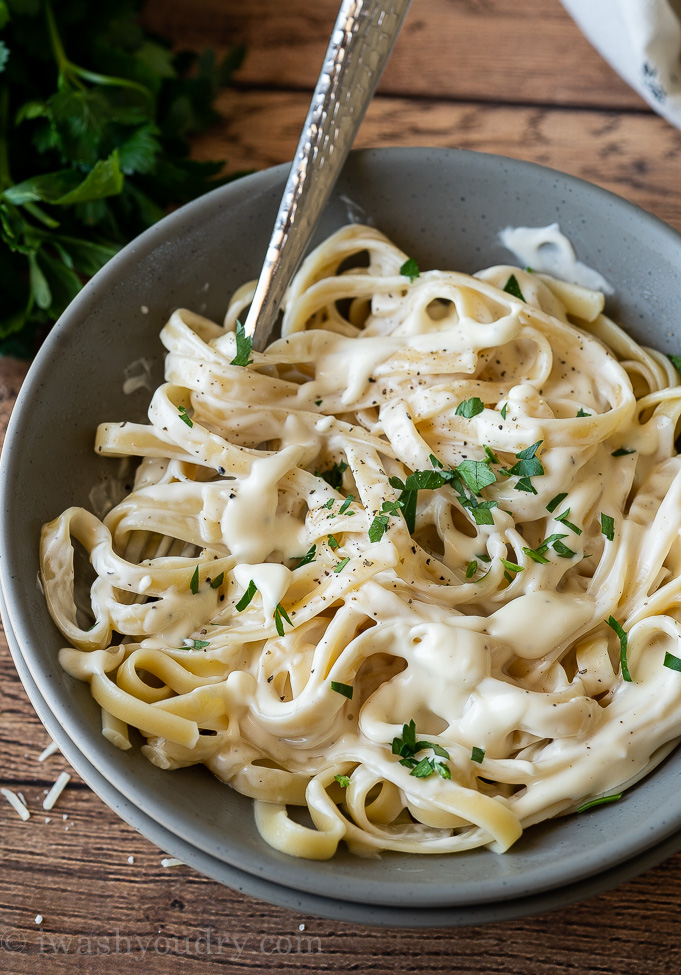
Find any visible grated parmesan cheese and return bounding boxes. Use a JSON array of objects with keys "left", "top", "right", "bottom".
[
  {"left": 42, "top": 772, "right": 71, "bottom": 811},
  {"left": 1, "top": 787, "right": 30, "bottom": 821},
  {"left": 38, "top": 740, "right": 60, "bottom": 762},
  {"left": 161, "top": 857, "right": 184, "bottom": 868}
]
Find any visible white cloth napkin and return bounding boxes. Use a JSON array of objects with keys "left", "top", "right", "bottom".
[{"left": 561, "top": 0, "right": 681, "bottom": 128}]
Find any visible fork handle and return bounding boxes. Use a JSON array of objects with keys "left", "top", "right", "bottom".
[{"left": 243, "top": 0, "right": 412, "bottom": 350}]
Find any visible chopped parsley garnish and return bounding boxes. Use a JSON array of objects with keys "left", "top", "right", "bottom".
[
  {"left": 576, "top": 408, "right": 592, "bottom": 418},
  {"left": 210, "top": 572, "right": 225, "bottom": 589},
  {"left": 611, "top": 447, "right": 635, "bottom": 457},
  {"left": 322, "top": 498, "right": 335, "bottom": 510},
  {"left": 274, "top": 603, "right": 292, "bottom": 637},
  {"left": 500, "top": 558, "right": 524, "bottom": 574},
  {"left": 457, "top": 460, "right": 497, "bottom": 495},
  {"left": 503, "top": 440, "right": 544, "bottom": 495},
  {"left": 330, "top": 681, "right": 353, "bottom": 699},
  {"left": 522, "top": 546, "right": 550, "bottom": 565},
  {"left": 471, "top": 746, "right": 485, "bottom": 764},
  {"left": 663, "top": 651, "right": 681, "bottom": 673},
  {"left": 190, "top": 566, "right": 200, "bottom": 595},
  {"left": 429, "top": 454, "right": 444, "bottom": 469},
  {"left": 334, "top": 774, "right": 351, "bottom": 788},
  {"left": 503, "top": 274, "right": 525, "bottom": 301},
  {"left": 369, "top": 499, "right": 404, "bottom": 542},
  {"left": 178, "top": 405, "right": 193, "bottom": 428},
  {"left": 327, "top": 534, "right": 340, "bottom": 550},
  {"left": 500, "top": 403, "right": 508, "bottom": 420},
  {"left": 577, "top": 794, "right": 622, "bottom": 813},
  {"left": 600, "top": 514, "right": 614, "bottom": 541},
  {"left": 294, "top": 544, "right": 317, "bottom": 568},
  {"left": 184, "top": 639, "right": 210, "bottom": 651},
  {"left": 315, "top": 399, "right": 323, "bottom": 406},
  {"left": 318, "top": 461, "right": 348, "bottom": 490},
  {"left": 230, "top": 320, "right": 254, "bottom": 367},
  {"left": 334, "top": 557, "right": 351, "bottom": 573},
  {"left": 391, "top": 719, "right": 451, "bottom": 779},
  {"left": 455, "top": 397, "right": 485, "bottom": 419},
  {"left": 668, "top": 354, "right": 681, "bottom": 376},
  {"left": 465, "top": 560, "right": 478, "bottom": 579},
  {"left": 339, "top": 494, "right": 354, "bottom": 514},
  {"left": 484, "top": 445, "right": 501, "bottom": 465},
  {"left": 554, "top": 508, "right": 582, "bottom": 535},
  {"left": 605, "top": 616, "right": 631, "bottom": 682},
  {"left": 522, "top": 532, "right": 571, "bottom": 564},
  {"left": 400, "top": 258, "right": 420, "bottom": 282},
  {"left": 235, "top": 579, "right": 257, "bottom": 611},
  {"left": 546, "top": 493, "right": 568, "bottom": 514},
  {"left": 552, "top": 539, "right": 577, "bottom": 558},
  {"left": 460, "top": 498, "right": 498, "bottom": 526}
]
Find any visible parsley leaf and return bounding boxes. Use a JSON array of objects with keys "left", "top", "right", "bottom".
[
  {"left": 457, "top": 460, "right": 497, "bottom": 495},
  {"left": 668, "top": 354, "right": 681, "bottom": 376},
  {"left": 500, "top": 403, "right": 508, "bottom": 420},
  {"left": 230, "top": 320, "right": 253, "bottom": 367},
  {"left": 294, "top": 544, "right": 317, "bottom": 568},
  {"left": 330, "top": 681, "right": 353, "bottom": 699},
  {"left": 663, "top": 651, "right": 681, "bottom": 673},
  {"left": 611, "top": 447, "right": 635, "bottom": 457},
  {"left": 210, "top": 572, "right": 225, "bottom": 589},
  {"left": 0, "top": 4, "right": 244, "bottom": 355},
  {"left": 317, "top": 461, "right": 348, "bottom": 491},
  {"left": 577, "top": 794, "right": 622, "bottom": 813},
  {"left": 465, "top": 560, "right": 478, "bottom": 579},
  {"left": 576, "top": 408, "right": 592, "bottom": 418},
  {"left": 183, "top": 638, "right": 210, "bottom": 651},
  {"left": 546, "top": 493, "right": 568, "bottom": 513},
  {"left": 600, "top": 514, "right": 614, "bottom": 541},
  {"left": 605, "top": 616, "right": 632, "bottom": 682},
  {"left": 471, "top": 746, "right": 485, "bottom": 763},
  {"left": 400, "top": 257, "right": 420, "bottom": 282},
  {"left": 235, "top": 579, "right": 257, "bottom": 611},
  {"left": 455, "top": 397, "right": 485, "bottom": 419},
  {"left": 334, "top": 556, "right": 351, "bottom": 573},
  {"left": 190, "top": 565, "right": 200, "bottom": 595},
  {"left": 274, "top": 603, "right": 292, "bottom": 637},
  {"left": 178, "top": 404, "right": 193, "bottom": 427},
  {"left": 327, "top": 534, "right": 340, "bottom": 550},
  {"left": 503, "top": 273, "right": 525, "bottom": 301},
  {"left": 334, "top": 774, "right": 351, "bottom": 788},
  {"left": 554, "top": 508, "right": 582, "bottom": 535},
  {"left": 391, "top": 720, "right": 451, "bottom": 779}
]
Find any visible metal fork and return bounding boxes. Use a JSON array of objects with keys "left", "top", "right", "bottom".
[{"left": 242, "top": 0, "right": 413, "bottom": 351}]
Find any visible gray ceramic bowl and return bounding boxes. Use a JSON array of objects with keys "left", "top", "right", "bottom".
[{"left": 3, "top": 148, "right": 681, "bottom": 919}]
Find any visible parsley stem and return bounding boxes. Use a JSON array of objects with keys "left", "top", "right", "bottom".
[
  {"left": 0, "top": 87, "right": 11, "bottom": 191},
  {"left": 44, "top": 0, "right": 71, "bottom": 79}
]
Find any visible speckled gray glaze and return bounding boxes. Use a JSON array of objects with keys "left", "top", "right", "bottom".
[{"left": 2, "top": 149, "right": 681, "bottom": 917}]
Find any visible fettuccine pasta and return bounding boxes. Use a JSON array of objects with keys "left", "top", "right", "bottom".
[{"left": 40, "top": 224, "right": 681, "bottom": 859}]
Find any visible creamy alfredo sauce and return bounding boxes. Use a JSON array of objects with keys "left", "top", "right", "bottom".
[{"left": 40, "top": 223, "right": 681, "bottom": 859}]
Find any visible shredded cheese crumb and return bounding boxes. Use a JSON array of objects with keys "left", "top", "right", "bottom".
[
  {"left": 35, "top": 915, "right": 43, "bottom": 925},
  {"left": 42, "top": 772, "right": 71, "bottom": 811},
  {"left": 161, "top": 857, "right": 184, "bottom": 868},
  {"left": 1, "top": 787, "right": 30, "bottom": 821},
  {"left": 127, "top": 855, "right": 135, "bottom": 864},
  {"left": 38, "top": 740, "right": 60, "bottom": 762}
]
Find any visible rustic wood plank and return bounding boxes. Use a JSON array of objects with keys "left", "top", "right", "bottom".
[
  {"left": 2, "top": 749, "right": 681, "bottom": 975},
  {"left": 193, "top": 90, "right": 681, "bottom": 233},
  {"left": 142, "top": 0, "right": 642, "bottom": 110}
]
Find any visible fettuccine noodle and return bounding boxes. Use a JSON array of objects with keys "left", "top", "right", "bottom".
[{"left": 40, "top": 224, "right": 681, "bottom": 859}]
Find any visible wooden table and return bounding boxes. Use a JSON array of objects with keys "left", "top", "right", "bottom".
[{"left": 2, "top": 1, "right": 681, "bottom": 971}]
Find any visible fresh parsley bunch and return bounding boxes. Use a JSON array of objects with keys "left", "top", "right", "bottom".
[{"left": 0, "top": 0, "right": 244, "bottom": 356}]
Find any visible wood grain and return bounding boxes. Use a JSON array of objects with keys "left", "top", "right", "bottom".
[
  {"left": 193, "top": 90, "right": 681, "bottom": 233},
  {"left": 142, "top": 0, "right": 642, "bottom": 110}
]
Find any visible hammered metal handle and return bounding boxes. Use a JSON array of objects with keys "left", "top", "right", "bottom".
[{"left": 243, "top": 0, "right": 413, "bottom": 350}]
